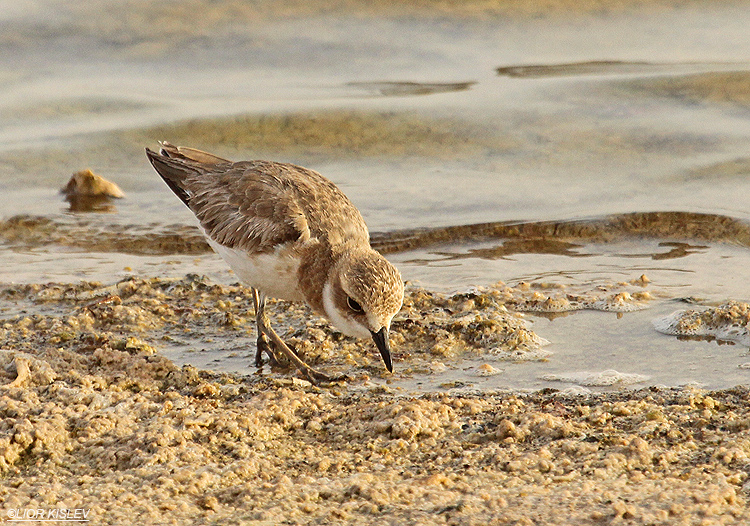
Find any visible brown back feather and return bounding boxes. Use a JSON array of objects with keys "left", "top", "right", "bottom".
[{"left": 146, "top": 145, "right": 370, "bottom": 254}]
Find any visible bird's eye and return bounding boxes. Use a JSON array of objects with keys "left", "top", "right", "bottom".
[{"left": 346, "top": 296, "right": 364, "bottom": 313}]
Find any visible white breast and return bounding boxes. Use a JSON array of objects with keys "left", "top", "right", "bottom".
[{"left": 206, "top": 237, "right": 305, "bottom": 301}]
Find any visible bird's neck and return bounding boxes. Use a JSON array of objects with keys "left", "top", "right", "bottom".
[
  {"left": 296, "top": 241, "right": 364, "bottom": 315},
  {"left": 297, "top": 242, "right": 335, "bottom": 314}
]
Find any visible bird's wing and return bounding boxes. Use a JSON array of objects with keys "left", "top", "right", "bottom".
[
  {"left": 187, "top": 161, "right": 313, "bottom": 254},
  {"left": 148, "top": 144, "right": 369, "bottom": 253}
]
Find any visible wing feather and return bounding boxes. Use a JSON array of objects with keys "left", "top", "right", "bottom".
[
  {"left": 149, "top": 146, "right": 369, "bottom": 254},
  {"left": 186, "top": 162, "right": 314, "bottom": 253}
]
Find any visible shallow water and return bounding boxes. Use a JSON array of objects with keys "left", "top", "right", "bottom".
[{"left": 2, "top": 0, "right": 750, "bottom": 391}]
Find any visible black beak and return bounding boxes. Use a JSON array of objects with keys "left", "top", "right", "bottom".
[{"left": 370, "top": 327, "right": 393, "bottom": 373}]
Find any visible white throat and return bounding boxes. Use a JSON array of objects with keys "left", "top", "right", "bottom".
[{"left": 322, "top": 281, "right": 371, "bottom": 339}]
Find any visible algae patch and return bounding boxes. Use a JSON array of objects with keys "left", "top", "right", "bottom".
[
  {"left": 129, "top": 110, "right": 512, "bottom": 161},
  {"left": 618, "top": 71, "right": 750, "bottom": 108},
  {"left": 654, "top": 300, "right": 750, "bottom": 346}
]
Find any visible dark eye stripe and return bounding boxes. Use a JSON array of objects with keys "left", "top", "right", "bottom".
[{"left": 347, "top": 296, "right": 364, "bottom": 313}]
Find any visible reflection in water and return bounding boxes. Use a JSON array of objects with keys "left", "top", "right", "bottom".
[
  {"left": 407, "top": 238, "right": 587, "bottom": 264},
  {"left": 650, "top": 242, "right": 707, "bottom": 261},
  {"left": 614, "top": 241, "right": 709, "bottom": 261},
  {"left": 134, "top": 110, "right": 495, "bottom": 161},
  {"left": 64, "top": 195, "right": 118, "bottom": 213},
  {"left": 406, "top": 239, "right": 710, "bottom": 267}
]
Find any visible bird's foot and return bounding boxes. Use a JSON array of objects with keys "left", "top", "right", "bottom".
[
  {"left": 256, "top": 334, "right": 302, "bottom": 369},
  {"left": 300, "top": 367, "right": 351, "bottom": 386},
  {"left": 255, "top": 333, "right": 282, "bottom": 368},
  {"left": 256, "top": 326, "right": 349, "bottom": 386}
]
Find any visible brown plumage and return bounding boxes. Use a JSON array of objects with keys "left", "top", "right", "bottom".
[{"left": 146, "top": 143, "right": 404, "bottom": 383}]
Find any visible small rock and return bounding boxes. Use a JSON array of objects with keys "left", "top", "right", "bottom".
[
  {"left": 476, "top": 363, "right": 503, "bottom": 377},
  {"left": 61, "top": 169, "right": 125, "bottom": 198}
]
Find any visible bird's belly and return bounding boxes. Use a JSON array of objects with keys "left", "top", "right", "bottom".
[{"left": 207, "top": 239, "right": 305, "bottom": 302}]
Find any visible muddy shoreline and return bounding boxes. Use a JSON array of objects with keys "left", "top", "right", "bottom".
[
  {"left": 4, "top": 210, "right": 750, "bottom": 257},
  {"left": 1, "top": 276, "right": 749, "bottom": 524}
]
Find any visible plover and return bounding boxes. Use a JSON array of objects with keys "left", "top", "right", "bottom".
[{"left": 146, "top": 142, "right": 404, "bottom": 383}]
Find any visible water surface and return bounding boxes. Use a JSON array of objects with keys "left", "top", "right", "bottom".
[{"left": 2, "top": 0, "right": 750, "bottom": 391}]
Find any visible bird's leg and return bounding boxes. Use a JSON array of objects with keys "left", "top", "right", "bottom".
[
  {"left": 252, "top": 288, "right": 341, "bottom": 385},
  {"left": 253, "top": 289, "right": 305, "bottom": 368},
  {"left": 255, "top": 333, "right": 278, "bottom": 368},
  {"left": 253, "top": 289, "right": 280, "bottom": 367}
]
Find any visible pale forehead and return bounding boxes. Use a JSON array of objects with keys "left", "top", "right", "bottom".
[{"left": 345, "top": 254, "right": 401, "bottom": 290}]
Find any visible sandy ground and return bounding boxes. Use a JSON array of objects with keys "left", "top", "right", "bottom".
[{"left": 1, "top": 277, "right": 749, "bottom": 525}]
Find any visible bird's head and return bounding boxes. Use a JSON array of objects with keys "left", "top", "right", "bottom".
[{"left": 322, "top": 247, "right": 404, "bottom": 372}]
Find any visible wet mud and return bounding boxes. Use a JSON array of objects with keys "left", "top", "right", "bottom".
[
  {"left": 3, "top": 210, "right": 750, "bottom": 257},
  {"left": 2, "top": 275, "right": 750, "bottom": 524},
  {"left": 1, "top": 275, "right": 625, "bottom": 379}
]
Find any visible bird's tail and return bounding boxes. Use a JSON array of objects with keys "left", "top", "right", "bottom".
[
  {"left": 145, "top": 142, "right": 230, "bottom": 207},
  {"left": 156, "top": 142, "right": 231, "bottom": 165}
]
